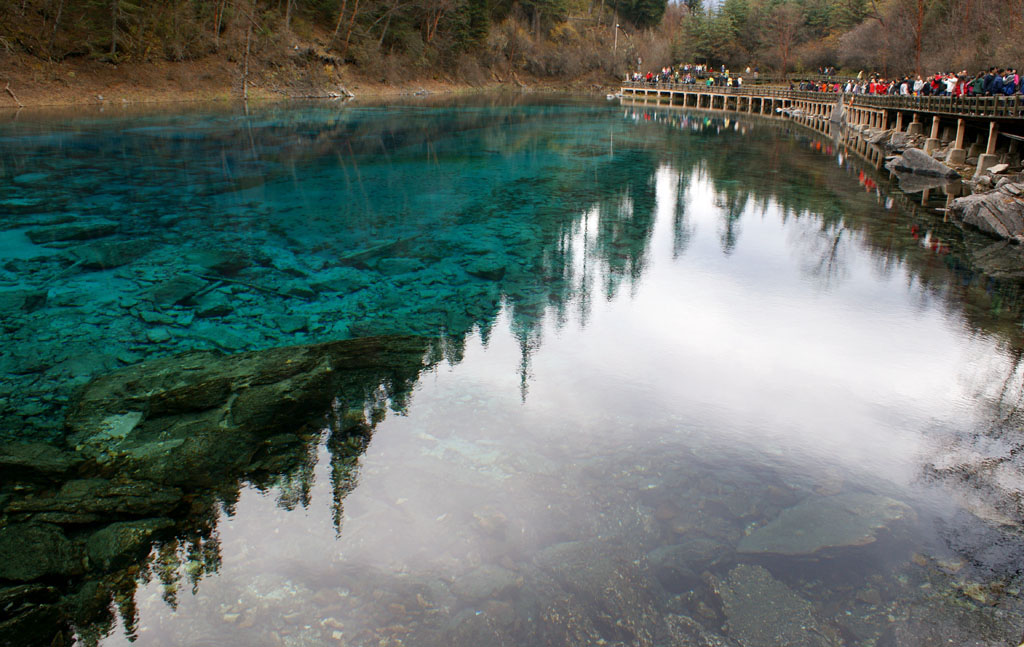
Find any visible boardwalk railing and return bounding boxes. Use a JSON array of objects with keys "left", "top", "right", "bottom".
[{"left": 619, "top": 81, "right": 1024, "bottom": 120}]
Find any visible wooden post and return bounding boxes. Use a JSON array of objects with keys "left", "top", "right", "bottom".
[
  {"left": 907, "top": 114, "right": 924, "bottom": 136},
  {"left": 924, "top": 115, "right": 942, "bottom": 154},
  {"left": 976, "top": 121, "right": 1000, "bottom": 175},
  {"left": 986, "top": 121, "right": 999, "bottom": 155},
  {"left": 948, "top": 118, "right": 967, "bottom": 164}
]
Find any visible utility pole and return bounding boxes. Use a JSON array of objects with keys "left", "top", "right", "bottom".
[{"left": 613, "top": 23, "right": 619, "bottom": 57}]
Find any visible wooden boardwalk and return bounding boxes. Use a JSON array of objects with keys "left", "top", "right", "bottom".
[{"left": 620, "top": 82, "right": 1024, "bottom": 175}]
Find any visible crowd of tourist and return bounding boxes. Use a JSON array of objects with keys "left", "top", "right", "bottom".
[
  {"left": 629, "top": 64, "right": 1024, "bottom": 98},
  {"left": 793, "top": 68, "right": 1023, "bottom": 97},
  {"left": 629, "top": 63, "right": 757, "bottom": 89}
]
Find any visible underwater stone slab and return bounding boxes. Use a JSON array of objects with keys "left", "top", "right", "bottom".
[
  {"left": 142, "top": 274, "right": 208, "bottom": 306},
  {"left": 375, "top": 257, "right": 426, "bottom": 275},
  {"left": 663, "top": 614, "right": 740, "bottom": 647},
  {"left": 194, "top": 290, "right": 234, "bottom": 318},
  {"left": 0, "top": 442, "right": 80, "bottom": 481},
  {"left": 716, "top": 564, "right": 832, "bottom": 647},
  {"left": 86, "top": 518, "right": 174, "bottom": 570},
  {"left": 70, "top": 240, "right": 154, "bottom": 270},
  {"left": 968, "top": 240, "right": 1024, "bottom": 280},
  {"left": 0, "top": 288, "right": 48, "bottom": 314},
  {"left": 451, "top": 565, "right": 522, "bottom": 602},
  {"left": 272, "top": 314, "right": 309, "bottom": 334},
  {"left": 891, "top": 593, "right": 1022, "bottom": 646},
  {"left": 535, "top": 539, "right": 658, "bottom": 645},
  {"left": 180, "top": 248, "right": 252, "bottom": 277},
  {"left": 737, "top": 493, "right": 910, "bottom": 556},
  {"left": 0, "top": 523, "right": 86, "bottom": 580},
  {"left": 25, "top": 220, "right": 119, "bottom": 244},
  {"left": 5, "top": 478, "right": 184, "bottom": 517}
]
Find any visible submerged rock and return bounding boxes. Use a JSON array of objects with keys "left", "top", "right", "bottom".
[
  {"left": 63, "top": 335, "right": 433, "bottom": 485},
  {"left": 180, "top": 248, "right": 252, "bottom": 277},
  {"left": 737, "top": 493, "right": 910, "bottom": 556},
  {"left": 86, "top": 518, "right": 175, "bottom": 570},
  {"left": 968, "top": 240, "right": 1024, "bottom": 280},
  {"left": 142, "top": 274, "right": 208, "bottom": 306},
  {"left": 888, "top": 592, "right": 1022, "bottom": 647},
  {"left": 714, "top": 564, "right": 833, "bottom": 647},
  {"left": 0, "top": 584, "right": 65, "bottom": 647},
  {"left": 0, "top": 442, "right": 80, "bottom": 481},
  {"left": 0, "top": 523, "right": 86, "bottom": 580},
  {"left": 949, "top": 182, "right": 1024, "bottom": 241},
  {"left": 0, "top": 288, "right": 48, "bottom": 314},
  {"left": 70, "top": 240, "right": 154, "bottom": 270},
  {"left": 451, "top": 564, "right": 522, "bottom": 602},
  {"left": 535, "top": 539, "right": 658, "bottom": 646},
  {"left": 465, "top": 255, "right": 507, "bottom": 281},
  {"left": 662, "top": 614, "right": 739, "bottom": 647},
  {"left": 5, "top": 478, "right": 184, "bottom": 521},
  {"left": 885, "top": 148, "right": 959, "bottom": 179}
]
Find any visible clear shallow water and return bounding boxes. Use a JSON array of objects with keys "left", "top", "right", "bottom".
[{"left": 1, "top": 98, "right": 1023, "bottom": 646}]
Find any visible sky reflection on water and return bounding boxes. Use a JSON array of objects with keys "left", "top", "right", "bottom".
[
  {"left": 92, "top": 123, "right": 1024, "bottom": 645},
  {"left": 2, "top": 99, "right": 1021, "bottom": 646}
]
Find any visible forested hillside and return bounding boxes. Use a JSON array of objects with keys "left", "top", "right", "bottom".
[
  {"left": 679, "top": 0, "right": 1024, "bottom": 76},
  {"left": 1, "top": 0, "right": 1022, "bottom": 98}
]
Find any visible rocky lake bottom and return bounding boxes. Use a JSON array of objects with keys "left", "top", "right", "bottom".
[{"left": 1, "top": 98, "right": 1024, "bottom": 646}]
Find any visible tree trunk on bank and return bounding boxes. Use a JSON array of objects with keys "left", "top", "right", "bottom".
[{"left": 109, "top": 0, "right": 118, "bottom": 59}]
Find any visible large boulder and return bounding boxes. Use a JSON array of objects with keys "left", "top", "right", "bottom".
[
  {"left": 885, "top": 147, "right": 960, "bottom": 178},
  {"left": 949, "top": 182, "right": 1024, "bottom": 241}
]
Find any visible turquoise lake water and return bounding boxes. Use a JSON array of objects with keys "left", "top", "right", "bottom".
[{"left": 1, "top": 97, "right": 1023, "bottom": 646}]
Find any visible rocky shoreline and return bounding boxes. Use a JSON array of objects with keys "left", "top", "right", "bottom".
[{"left": 846, "top": 121, "right": 1024, "bottom": 239}]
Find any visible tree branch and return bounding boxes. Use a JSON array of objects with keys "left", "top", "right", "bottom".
[{"left": 4, "top": 82, "right": 24, "bottom": 108}]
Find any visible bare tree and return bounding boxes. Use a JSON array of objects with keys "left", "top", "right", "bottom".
[{"left": 765, "top": 3, "right": 801, "bottom": 73}]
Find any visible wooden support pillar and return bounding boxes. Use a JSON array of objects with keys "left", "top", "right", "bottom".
[
  {"left": 895, "top": 112, "right": 903, "bottom": 132},
  {"left": 907, "top": 114, "right": 924, "bottom": 136},
  {"left": 924, "top": 115, "right": 942, "bottom": 154},
  {"left": 986, "top": 121, "right": 999, "bottom": 155},
  {"left": 976, "top": 121, "right": 999, "bottom": 175},
  {"left": 948, "top": 118, "right": 967, "bottom": 164}
]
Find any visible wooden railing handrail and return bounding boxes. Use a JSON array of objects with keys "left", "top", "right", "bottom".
[{"left": 619, "top": 81, "right": 1024, "bottom": 119}]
